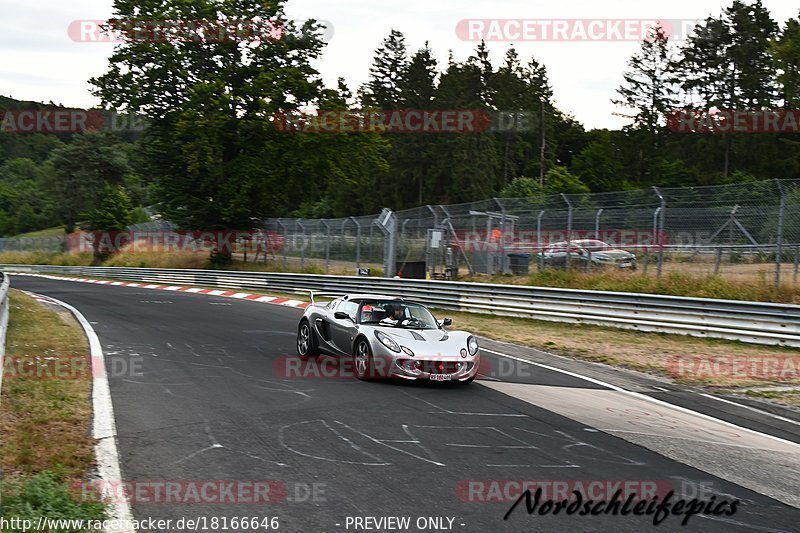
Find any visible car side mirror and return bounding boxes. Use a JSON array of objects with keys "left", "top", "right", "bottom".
[
  {"left": 334, "top": 311, "right": 353, "bottom": 321},
  {"left": 440, "top": 318, "right": 452, "bottom": 327}
]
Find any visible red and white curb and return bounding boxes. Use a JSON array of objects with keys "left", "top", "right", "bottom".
[{"left": 8, "top": 273, "right": 311, "bottom": 310}]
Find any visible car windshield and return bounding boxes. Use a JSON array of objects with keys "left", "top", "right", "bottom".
[
  {"left": 575, "top": 240, "right": 611, "bottom": 252},
  {"left": 358, "top": 300, "right": 439, "bottom": 329}
]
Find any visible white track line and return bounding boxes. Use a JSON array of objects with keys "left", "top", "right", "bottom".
[
  {"left": 25, "top": 291, "right": 136, "bottom": 533},
  {"left": 697, "top": 393, "right": 800, "bottom": 427},
  {"left": 481, "top": 347, "right": 800, "bottom": 450}
]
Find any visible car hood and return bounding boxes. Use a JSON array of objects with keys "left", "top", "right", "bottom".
[
  {"left": 594, "top": 249, "right": 634, "bottom": 259},
  {"left": 368, "top": 326, "right": 470, "bottom": 344}
]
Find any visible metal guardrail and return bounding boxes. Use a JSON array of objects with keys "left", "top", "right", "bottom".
[
  {"left": 0, "top": 273, "right": 11, "bottom": 395},
  {"left": 2, "top": 264, "right": 799, "bottom": 348}
]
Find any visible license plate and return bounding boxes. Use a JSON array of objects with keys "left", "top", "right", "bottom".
[
  {"left": 429, "top": 374, "right": 452, "bottom": 381},
  {"left": 620, "top": 262, "right": 632, "bottom": 267}
]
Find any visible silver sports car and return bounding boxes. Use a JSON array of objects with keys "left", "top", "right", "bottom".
[{"left": 296, "top": 294, "right": 480, "bottom": 382}]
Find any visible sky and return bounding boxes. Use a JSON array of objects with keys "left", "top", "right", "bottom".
[{"left": 1, "top": 0, "right": 797, "bottom": 130}]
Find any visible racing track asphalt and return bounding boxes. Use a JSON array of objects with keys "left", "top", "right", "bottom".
[{"left": 9, "top": 276, "right": 800, "bottom": 533}]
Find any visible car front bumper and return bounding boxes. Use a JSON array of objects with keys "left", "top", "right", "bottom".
[{"left": 391, "top": 354, "right": 481, "bottom": 381}]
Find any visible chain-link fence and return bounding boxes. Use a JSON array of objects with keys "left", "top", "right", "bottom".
[
  {"left": 260, "top": 178, "right": 800, "bottom": 285},
  {"left": 1, "top": 179, "right": 799, "bottom": 285}
]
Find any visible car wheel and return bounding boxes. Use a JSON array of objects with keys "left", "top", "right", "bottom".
[
  {"left": 353, "top": 338, "right": 375, "bottom": 380},
  {"left": 297, "top": 320, "right": 319, "bottom": 360},
  {"left": 461, "top": 374, "right": 476, "bottom": 384}
]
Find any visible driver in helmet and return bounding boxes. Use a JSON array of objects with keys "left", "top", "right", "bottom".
[{"left": 380, "top": 302, "right": 406, "bottom": 325}]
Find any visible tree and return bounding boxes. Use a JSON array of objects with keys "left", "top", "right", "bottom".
[
  {"left": 674, "top": 1, "right": 779, "bottom": 177},
  {"left": 499, "top": 167, "right": 588, "bottom": 198},
  {"left": 772, "top": 13, "right": 800, "bottom": 107},
  {"left": 90, "top": 0, "right": 332, "bottom": 261},
  {"left": 397, "top": 43, "right": 438, "bottom": 205},
  {"left": 540, "top": 166, "right": 589, "bottom": 195},
  {"left": 83, "top": 184, "right": 133, "bottom": 232},
  {"left": 429, "top": 47, "right": 500, "bottom": 203},
  {"left": 82, "top": 184, "right": 133, "bottom": 264},
  {"left": 47, "top": 132, "right": 132, "bottom": 232},
  {"left": 362, "top": 30, "right": 408, "bottom": 108},
  {"left": 613, "top": 24, "right": 679, "bottom": 182},
  {"left": 0, "top": 158, "right": 56, "bottom": 235},
  {"left": 571, "top": 132, "right": 625, "bottom": 192}
]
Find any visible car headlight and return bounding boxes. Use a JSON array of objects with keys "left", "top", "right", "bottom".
[
  {"left": 467, "top": 336, "right": 479, "bottom": 356},
  {"left": 375, "top": 330, "right": 401, "bottom": 352}
]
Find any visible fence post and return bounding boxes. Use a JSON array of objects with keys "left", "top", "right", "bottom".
[
  {"left": 775, "top": 179, "right": 786, "bottom": 287},
  {"left": 374, "top": 209, "right": 397, "bottom": 278},
  {"left": 561, "top": 194, "right": 573, "bottom": 269},
  {"left": 296, "top": 219, "right": 306, "bottom": 270},
  {"left": 350, "top": 217, "right": 362, "bottom": 271},
  {"left": 653, "top": 186, "right": 666, "bottom": 278},
  {"left": 794, "top": 245, "right": 798, "bottom": 283},
  {"left": 321, "top": 219, "right": 331, "bottom": 273},
  {"left": 277, "top": 219, "right": 287, "bottom": 269},
  {"left": 595, "top": 208, "right": 603, "bottom": 239},
  {"left": 425, "top": 205, "right": 438, "bottom": 229},
  {"left": 494, "top": 198, "right": 507, "bottom": 274},
  {"left": 537, "top": 210, "right": 546, "bottom": 271},
  {"left": 652, "top": 206, "right": 661, "bottom": 275}
]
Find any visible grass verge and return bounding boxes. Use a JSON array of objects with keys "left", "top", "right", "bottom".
[
  {"left": 463, "top": 269, "right": 800, "bottom": 304},
  {"left": 0, "top": 290, "right": 106, "bottom": 527}
]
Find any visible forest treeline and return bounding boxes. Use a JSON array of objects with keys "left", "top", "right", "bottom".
[{"left": 0, "top": 0, "right": 798, "bottom": 237}]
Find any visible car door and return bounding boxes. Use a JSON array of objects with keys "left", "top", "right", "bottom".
[{"left": 327, "top": 300, "right": 359, "bottom": 355}]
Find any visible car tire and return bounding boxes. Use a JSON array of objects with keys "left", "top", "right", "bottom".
[
  {"left": 297, "top": 320, "right": 319, "bottom": 360},
  {"left": 353, "top": 337, "right": 375, "bottom": 380}
]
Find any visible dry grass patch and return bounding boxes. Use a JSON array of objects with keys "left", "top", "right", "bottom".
[{"left": 462, "top": 269, "right": 800, "bottom": 304}]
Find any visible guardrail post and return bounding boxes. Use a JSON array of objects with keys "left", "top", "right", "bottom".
[
  {"left": 775, "top": 179, "right": 786, "bottom": 287},
  {"left": 653, "top": 186, "right": 666, "bottom": 278},
  {"left": 561, "top": 194, "right": 573, "bottom": 269}
]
